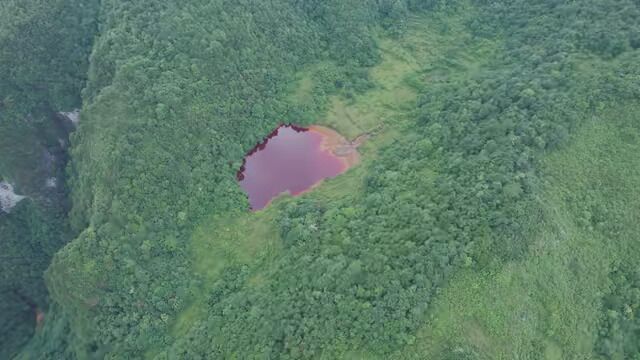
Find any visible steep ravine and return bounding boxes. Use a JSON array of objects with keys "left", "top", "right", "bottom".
[{"left": 0, "top": 111, "right": 77, "bottom": 359}]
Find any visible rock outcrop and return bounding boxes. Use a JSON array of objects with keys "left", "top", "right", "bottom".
[{"left": 0, "top": 181, "right": 26, "bottom": 213}]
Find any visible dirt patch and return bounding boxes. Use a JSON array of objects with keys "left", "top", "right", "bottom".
[{"left": 308, "top": 125, "right": 362, "bottom": 170}]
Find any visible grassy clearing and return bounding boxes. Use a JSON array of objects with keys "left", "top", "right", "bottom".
[
  {"left": 174, "top": 10, "right": 500, "bottom": 343},
  {"left": 322, "top": 11, "right": 499, "bottom": 141},
  {"left": 397, "top": 105, "right": 640, "bottom": 359},
  {"left": 191, "top": 210, "right": 280, "bottom": 282},
  {"left": 290, "top": 71, "right": 315, "bottom": 105},
  {"left": 170, "top": 209, "right": 280, "bottom": 337},
  {"left": 314, "top": 10, "right": 498, "bottom": 202}
]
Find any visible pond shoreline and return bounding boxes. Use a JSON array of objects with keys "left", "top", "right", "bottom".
[
  {"left": 238, "top": 124, "right": 362, "bottom": 211},
  {"left": 308, "top": 125, "right": 361, "bottom": 170}
]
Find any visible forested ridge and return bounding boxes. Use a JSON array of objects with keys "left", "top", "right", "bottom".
[{"left": 1, "top": 0, "right": 639, "bottom": 359}]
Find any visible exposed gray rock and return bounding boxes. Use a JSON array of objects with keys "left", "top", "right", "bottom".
[
  {"left": 58, "top": 109, "right": 80, "bottom": 127},
  {"left": 46, "top": 177, "right": 57, "bottom": 188},
  {"left": 0, "top": 181, "right": 26, "bottom": 213}
]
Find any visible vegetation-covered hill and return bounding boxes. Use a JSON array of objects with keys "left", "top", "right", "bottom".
[{"left": 1, "top": 0, "right": 639, "bottom": 359}]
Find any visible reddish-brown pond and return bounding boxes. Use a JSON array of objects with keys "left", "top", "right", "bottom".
[{"left": 237, "top": 124, "right": 359, "bottom": 210}]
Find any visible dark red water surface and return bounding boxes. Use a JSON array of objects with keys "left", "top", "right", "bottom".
[{"left": 237, "top": 124, "right": 346, "bottom": 210}]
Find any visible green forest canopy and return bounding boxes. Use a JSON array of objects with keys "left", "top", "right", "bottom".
[{"left": 1, "top": 0, "right": 639, "bottom": 359}]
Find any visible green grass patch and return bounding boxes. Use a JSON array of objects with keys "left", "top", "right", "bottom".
[
  {"left": 175, "top": 9, "right": 501, "bottom": 346},
  {"left": 170, "top": 209, "right": 280, "bottom": 337},
  {"left": 397, "top": 105, "right": 640, "bottom": 359},
  {"left": 191, "top": 209, "right": 281, "bottom": 283},
  {"left": 291, "top": 71, "right": 315, "bottom": 105}
]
